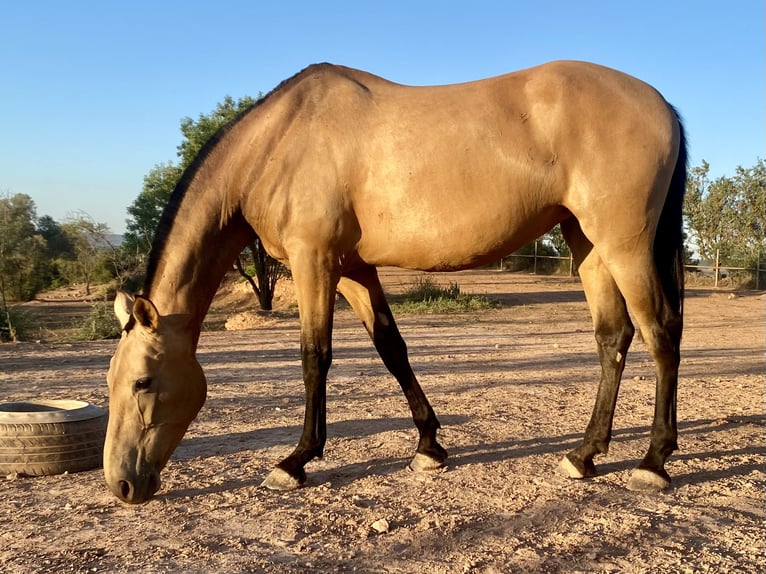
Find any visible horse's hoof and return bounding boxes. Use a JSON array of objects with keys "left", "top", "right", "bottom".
[
  {"left": 558, "top": 456, "right": 584, "bottom": 479},
  {"left": 408, "top": 452, "right": 446, "bottom": 472},
  {"left": 558, "top": 455, "right": 597, "bottom": 479},
  {"left": 260, "top": 468, "right": 304, "bottom": 491},
  {"left": 626, "top": 468, "right": 671, "bottom": 492}
]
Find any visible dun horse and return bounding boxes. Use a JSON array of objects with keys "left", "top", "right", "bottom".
[{"left": 105, "top": 61, "right": 686, "bottom": 504}]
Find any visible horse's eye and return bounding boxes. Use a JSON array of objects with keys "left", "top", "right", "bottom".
[{"left": 135, "top": 378, "right": 153, "bottom": 392}]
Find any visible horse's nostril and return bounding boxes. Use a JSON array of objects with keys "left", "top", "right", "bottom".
[
  {"left": 147, "top": 473, "right": 161, "bottom": 496},
  {"left": 118, "top": 480, "right": 133, "bottom": 500}
]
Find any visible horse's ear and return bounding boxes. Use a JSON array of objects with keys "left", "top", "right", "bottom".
[
  {"left": 132, "top": 296, "right": 161, "bottom": 332},
  {"left": 114, "top": 291, "right": 135, "bottom": 330}
]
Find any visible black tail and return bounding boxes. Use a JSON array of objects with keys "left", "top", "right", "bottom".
[{"left": 654, "top": 106, "right": 687, "bottom": 320}]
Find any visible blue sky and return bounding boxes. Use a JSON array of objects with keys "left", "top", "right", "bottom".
[{"left": 2, "top": 1, "right": 763, "bottom": 233}]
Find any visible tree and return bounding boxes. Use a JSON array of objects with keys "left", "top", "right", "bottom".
[
  {"left": 545, "top": 224, "right": 569, "bottom": 258},
  {"left": 37, "top": 215, "right": 74, "bottom": 259},
  {"left": 59, "top": 213, "right": 117, "bottom": 295},
  {"left": 685, "top": 161, "right": 736, "bottom": 262},
  {"left": 0, "top": 193, "right": 48, "bottom": 302},
  {"left": 731, "top": 160, "right": 766, "bottom": 262},
  {"left": 685, "top": 160, "right": 766, "bottom": 266},
  {"left": 35, "top": 214, "right": 75, "bottom": 288},
  {"left": 124, "top": 96, "right": 259, "bottom": 257},
  {"left": 177, "top": 94, "right": 260, "bottom": 167},
  {"left": 235, "top": 237, "right": 290, "bottom": 311},
  {"left": 124, "top": 94, "right": 288, "bottom": 310},
  {"left": 0, "top": 193, "right": 49, "bottom": 340},
  {"left": 122, "top": 162, "right": 183, "bottom": 256}
]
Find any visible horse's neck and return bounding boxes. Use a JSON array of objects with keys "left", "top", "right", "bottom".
[
  {"left": 144, "top": 194, "right": 251, "bottom": 335},
  {"left": 143, "top": 104, "right": 280, "bottom": 336}
]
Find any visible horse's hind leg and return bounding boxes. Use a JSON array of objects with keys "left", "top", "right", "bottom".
[
  {"left": 609, "top": 256, "right": 682, "bottom": 492},
  {"left": 338, "top": 266, "right": 448, "bottom": 471},
  {"left": 563, "top": 221, "right": 682, "bottom": 492},
  {"left": 558, "top": 218, "right": 635, "bottom": 480}
]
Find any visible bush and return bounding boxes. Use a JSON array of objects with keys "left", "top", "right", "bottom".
[
  {"left": 404, "top": 276, "right": 461, "bottom": 301},
  {"left": 0, "top": 305, "right": 36, "bottom": 342},
  {"left": 77, "top": 301, "right": 121, "bottom": 340},
  {"left": 390, "top": 276, "right": 496, "bottom": 314}
]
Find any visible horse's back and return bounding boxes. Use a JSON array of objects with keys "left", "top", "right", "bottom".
[{"left": 244, "top": 62, "right": 681, "bottom": 271}]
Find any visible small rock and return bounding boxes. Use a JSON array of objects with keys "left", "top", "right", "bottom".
[
  {"left": 370, "top": 518, "right": 390, "bottom": 534},
  {"left": 352, "top": 495, "right": 374, "bottom": 508}
]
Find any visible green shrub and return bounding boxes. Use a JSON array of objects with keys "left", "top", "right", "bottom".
[
  {"left": 78, "top": 301, "right": 121, "bottom": 340},
  {"left": 0, "top": 305, "right": 36, "bottom": 342},
  {"left": 390, "top": 276, "right": 496, "bottom": 314}
]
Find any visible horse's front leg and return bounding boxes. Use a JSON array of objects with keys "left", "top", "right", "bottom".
[
  {"left": 261, "top": 252, "right": 338, "bottom": 491},
  {"left": 338, "top": 267, "right": 447, "bottom": 472}
]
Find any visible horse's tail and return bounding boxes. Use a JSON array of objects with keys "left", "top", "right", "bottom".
[{"left": 654, "top": 105, "right": 687, "bottom": 322}]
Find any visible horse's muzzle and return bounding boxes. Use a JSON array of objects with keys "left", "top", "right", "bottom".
[{"left": 107, "top": 471, "right": 161, "bottom": 504}]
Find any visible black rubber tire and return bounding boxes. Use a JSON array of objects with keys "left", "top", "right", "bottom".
[{"left": 0, "top": 400, "right": 107, "bottom": 476}]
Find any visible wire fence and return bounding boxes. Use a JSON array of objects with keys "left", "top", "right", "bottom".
[{"left": 498, "top": 241, "right": 766, "bottom": 290}]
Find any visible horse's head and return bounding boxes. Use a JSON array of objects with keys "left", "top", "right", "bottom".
[{"left": 103, "top": 292, "right": 206, "bottom": 504}]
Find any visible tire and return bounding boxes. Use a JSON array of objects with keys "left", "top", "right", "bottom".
[{"left": 0, "top": 400, "right": 107, "bottom": 476}]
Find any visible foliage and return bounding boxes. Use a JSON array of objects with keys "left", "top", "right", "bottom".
[
  {"left": 545, "top": 225, "right": 569, "bottom": 258},
  {"left": 732, "top": 160, "right": 766, "bottom": 261},
  {"left": 503, "top": 238, "right": 563, "bottom": 274},
  {"left": 77, "top": 301, "right": 121, "bottom": 340},
  {"left": 0, "top": 304, "right": 35, "bottom": 342},
  {"left": 389, "top": 276, "right": 495, "bottom": 314},
  {"left": 235, "top": 237, "right": 290, "bottom": 311},
  {"left": 122, "top": 162, "right": 183, "bottom": 256},
  {"left": 0, "top": 194, "right": 121, "bottom": 341},
  {"left": 0, "top": 193, "right": 49, "bottom": 302},
  {"left": 37, "top": 215, "right": 74, "bottom": 260},
  {"left": 58, "top": 213, "right": 120, "bottom": 295},
  {"left": 685, "top": 159, "right": 766, "bottom": 266},
  {"left": 177, "top": 94, "right": 260, "bottom": 168},
  {"left": 123, "top": 95, "right": 260, "bottom": 259},
  {"left": 122, "top": 93, "right": 287, "bottom": 308},
  {"left": 1, "top": 303, "right": 18, "bottom": 342}
]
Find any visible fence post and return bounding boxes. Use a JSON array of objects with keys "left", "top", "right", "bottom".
[
  {"left": 757, "top": 254, "right": 761, "bottom": 291},
  {"left": 714, "top": 248, "right": 720, "bottom": 288},
  {"left": 569, "top": 251, "right": 574, "bottom": 277},
  {"left": 533, "top": 240, "right": 538, "bottom": 275}
]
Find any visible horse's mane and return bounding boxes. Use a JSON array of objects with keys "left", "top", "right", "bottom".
[{"left": 143, "top": 64, "right": 332, "bottom": 292}]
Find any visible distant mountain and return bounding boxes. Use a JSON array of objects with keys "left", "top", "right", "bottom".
[
  {"left": 88, "top": 233, "right": 124, "bottom": 249},
  {"left": 105, "top": 234, "right": 124, "bottom": 247}
]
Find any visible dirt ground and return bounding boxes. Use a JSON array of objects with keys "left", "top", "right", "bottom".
[{"left": 1, "top": 271, "right": 764, "bottom": 573}]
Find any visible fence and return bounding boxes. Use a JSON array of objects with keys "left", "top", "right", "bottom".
[
  {"left": 499, "top": 241, "right": 766, "bottom": 290},
  {"left": 498, "top": 240, "right": 574, "bottom": 276}
]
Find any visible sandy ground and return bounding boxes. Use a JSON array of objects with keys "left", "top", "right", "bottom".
[{"left": 1, "top": 271, "right": 764, "bottom": 573}]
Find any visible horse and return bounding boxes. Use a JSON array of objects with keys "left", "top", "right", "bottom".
[{"left": 104, "top": 60, "right": 686, "bottom": 504}]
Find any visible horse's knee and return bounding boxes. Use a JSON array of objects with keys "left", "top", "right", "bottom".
[
  {"left": 301, "top": 340, "right": 332, "bottom": 376},
  {"left": 595, "top": 320, "right": 634, "bottom": 355},
  {"left": 639, "top": 306, "right": 682, "bottom": 359}
]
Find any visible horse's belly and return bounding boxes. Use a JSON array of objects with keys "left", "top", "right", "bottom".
[{"left": 355, "top": 203, "right": 564, "bottom": 271}]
